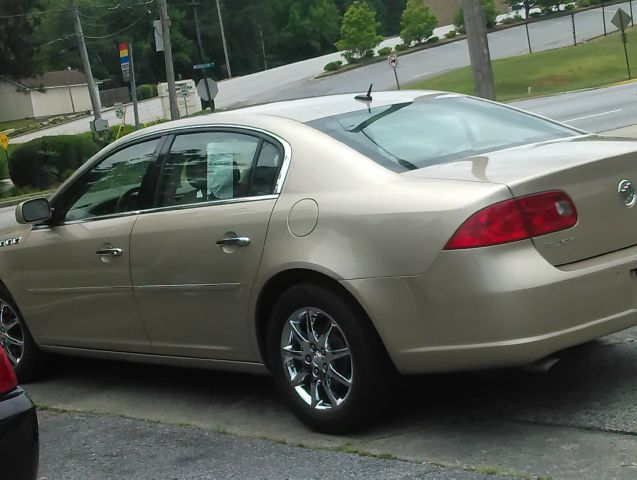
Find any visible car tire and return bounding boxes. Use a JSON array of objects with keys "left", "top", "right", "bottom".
[
  {"left": 0, "top": 291, "right": 44, "bottom": 382},
  {"left": 266, "top": 283, "right": 394, "bottom": 434}
]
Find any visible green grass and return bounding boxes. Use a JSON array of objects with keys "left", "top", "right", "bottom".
[
  {"left": 0, "top": 118, "right": 39, "bottom": 133},
  {"left": 411, "top": 27, "right": 637, "bottom": 102}
]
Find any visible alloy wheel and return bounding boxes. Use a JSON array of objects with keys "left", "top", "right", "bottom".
[
  {"left": 280, "top": 307, "right": 353, "bottom": 410},
  {"left": 0, "top": 300, "right": 25, "bottom": 366}
]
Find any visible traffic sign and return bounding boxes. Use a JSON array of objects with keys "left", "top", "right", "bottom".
[
  {"left": 0, "top": 133, "right": 8, "bottom": 152},
  {"left": 388, "top": 54, "right": 398, "bottom": 68},
  {"left": 193, "top": 63, "right": 215, "bottom": 70},
  {"left": 119, "top": 43, "right": 131, "bottom": 82},
  {"left": 179, "top": 84, "right": 190, "bottom": 97},
  {"left": 612, "top": 8, "right": 632, "bottom": 32},
  {"left": 114, "top": 102, "right": 125, "bottom": 120},
  {"left": 196, "top": 78, "right": 219, "bottom": 101}
]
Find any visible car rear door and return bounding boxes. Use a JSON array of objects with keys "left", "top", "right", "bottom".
[
  {"left": 10, "top": 136, "right": 166, "bottom": 353},
  {"left": 130, "top": 128, "right": 287, "bottom": 361}
]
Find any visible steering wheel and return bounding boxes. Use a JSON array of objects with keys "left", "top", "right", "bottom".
[{"left": 115, "top": 186, "right": 141, "bottom": 213}]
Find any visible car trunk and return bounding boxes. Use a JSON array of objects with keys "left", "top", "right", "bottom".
[{"left": 406, "top": 136, "right": 637, "bottom": 266}]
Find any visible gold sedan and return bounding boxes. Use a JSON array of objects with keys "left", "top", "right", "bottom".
[{"left": 2, "top": 91, "right": 637, "bottom": 433}]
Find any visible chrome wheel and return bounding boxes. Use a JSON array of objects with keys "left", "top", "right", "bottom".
[
  {"left": 281, "top": 307, "right": 353, "bottom": 410},
  {"left": 0, "top": 300, "right": 24, "bottom": 366}
]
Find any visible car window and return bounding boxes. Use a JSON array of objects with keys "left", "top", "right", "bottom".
[
  {"left": 306, "top": 95, "right": 579, "bottom": 173},
  {"left": 159, "top": 132, "right": 262, "bottom": 207},
  {"left": 249, "top": 141, "right": 283, "bottom": 196},
  {"left": 64, "top": 139, "right": 160, "bottom": 221}
]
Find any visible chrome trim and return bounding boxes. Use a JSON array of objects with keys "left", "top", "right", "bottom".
[
  {"left": 134, "top": 283, "right": 241, "bottom": 292},
  {"left": 141, "top": 194, "right": 278, "bottom": 216},
  {"left": 28, "top": 286, "right": 131, "bottom": 295},
  {"left": 216, "top": 237, "right": 250, "bottom": 247}
]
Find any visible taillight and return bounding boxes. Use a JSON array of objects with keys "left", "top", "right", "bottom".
[
  {"left": 0, "top": 349, "right": 17, "bottom": 394},
  {"left": 444, "top": 190, "right": 577, "bottom": 250}
]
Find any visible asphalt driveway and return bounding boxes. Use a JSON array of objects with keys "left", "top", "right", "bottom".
[{"left": 26, "top": 326, "right": 637, "bottom": 479}]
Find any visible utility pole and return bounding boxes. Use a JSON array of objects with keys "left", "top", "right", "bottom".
[
  {"left": 259, "top": 26, "right": 268, "bottom": 70},
  {"left": 72, "top": 0, "right": 101, "bottom": 119},
  {"left": 216, "top": 0, "right": 232, "bottom": 78},
  {"left": 158, "top": 0, "right": 179, "bottom": 120},
  {"left": 461, "top": 0, "right": 495, "bottom": 100},
  {"left": 129, "top": 44, "right": 140, "bottom": 129},
  {"left": 189, "top": 1, "right": 214, "bottom": 110}
]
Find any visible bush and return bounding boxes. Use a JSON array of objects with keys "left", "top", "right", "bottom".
[
  {"left": 394, "top": 43, "right": 409, "bottom": 51},
  {"left": 9, "top": 135, "right": 99, "bottom": 189},
  {"left": 324, "top": 60, "right": 343, "bottom": 71},
  {"left": 136, "top": 84, "right": 158, "bottom": 100},
  {"left": 400, "top": 0, "right": 438, "bottom": 46},
  {"left": 427, "top": 36, "right": 439, "bottom": 43},
  {"left": 378, "top": 46, "right": 393, "bottom": 56},
  {"left": 444, "top": 30, "right": 457, "bottom": 39},
  {"left": 501, "top": 14, "right": 523, "bottom": 25},
  {"left": 565, "top": 4, "right": 575, "bottom": 10},
  {"left": 336, "top": 1, "right": 383, "bottom": 62}
]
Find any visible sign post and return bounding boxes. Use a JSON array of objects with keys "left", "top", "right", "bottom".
[
  {"left": 612, "top": 8, "right": 633, "bottom": 79},
  {"left": 193, "top": 62, "right": 215, "bottom": 110},
  {"left": 180, "top": 84, "right": 190, "bottom": 116},
  {"left": 388, "top": 54, "right": 400, "bottom": 90},
  {"left": 118, "top": 43, "right": 140, "bottom": 129}
]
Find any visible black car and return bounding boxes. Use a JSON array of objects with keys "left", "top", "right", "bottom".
[{"left": 0, "top": 348, "right": 38, "bottom": 480}]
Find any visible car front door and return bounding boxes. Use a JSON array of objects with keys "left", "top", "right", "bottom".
[
  {"left": 130, "top": 129, "right": 287, "bottom": 361},
  {"left": 10, "top": 137, "right": 165, "bottom": 353}
]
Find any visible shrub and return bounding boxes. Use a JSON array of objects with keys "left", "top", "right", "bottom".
[
  {"left": 9, "top": 135, "right": 99, "bottom": 189},
  {"left": 394, "top": 43, "right": 409, "bottom": 51},
  {"left": 565, "top": 4, "right": 575, "bottom": 10},
  {"left": 400, "top": 0, "right": 438, "bottom": 46},
  {"left": 378, "top": 46, "right": 393, "bottom": 56},
  {"left": 427, "top": 36, "right": 439, "bottom": 43},
  {"left": 444, "top": 30, "right": 457, "bottom": 39},
  {"left": 136, "top": 84, "right": 158, "bottom": 100},
  {"left": 324, "top": 60, "right": 343, "bottom": 71},
  {"left": 501, "top": 14, "right": 523, "bottom": 25},
  {"left": 336, "top": 1, "right": 383, "bottom": 62}
]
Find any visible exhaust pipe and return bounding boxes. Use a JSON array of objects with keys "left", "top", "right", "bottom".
[{"left": 524, "top": 356, "right": 560, "bottom": 373}]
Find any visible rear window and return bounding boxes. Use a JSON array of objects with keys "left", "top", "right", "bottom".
[{"left": 306, "top": 95, "right": 579, "bottom": 173}]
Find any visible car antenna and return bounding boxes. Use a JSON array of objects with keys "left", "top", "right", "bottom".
[{"left": 355, "top": 83, "right": 373, "bottom": 102}]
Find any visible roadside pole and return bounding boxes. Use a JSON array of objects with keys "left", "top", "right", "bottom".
[
  {"left": 129, "top": 44, "right": 140, "bottom": 130},
  {"left": 216, "top": 0, "right": 232, "bottom": 78},
  {"left": 525, "top": 21, "right": 532, "bottom": 54},
  {"left": 571, "top": 13, "right": 577, "bottom": 46},
  {"left": 189, "top": 1, "right": 214, "bottom": 110},
  {"left": 612, "top": 8, "right": 633, "bottom": 80},
  {"left": 71, "top": 0, "right": 102, "bottom": 121},
  {"left": 158, "top": 0, "right": 180, "bottom": 120},
  {"left": 461, "top": 0, "right": 495, "bottom": 100},
  {"left": 388, "top": 55, "right": 400, "bottom": 90},
  {"left": 602, "top": 1, "right": 607, "bottom": 36}
]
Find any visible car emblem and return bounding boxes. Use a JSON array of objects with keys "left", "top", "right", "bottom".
[{"left": 618, "top": 179, "right": 636, "bottom": 208}]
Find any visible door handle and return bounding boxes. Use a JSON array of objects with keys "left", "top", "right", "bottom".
[
  {"left": 96, "top": 247, "right": 124, "bottom": 257},
  {"left": 216, "top": 237, "right": 251, "bottom": 247}
]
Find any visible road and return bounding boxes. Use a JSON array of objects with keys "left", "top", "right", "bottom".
[
  {"left": 38, "top": 410, "right": 512, "bottom": 480},
  {"left": 11, "top": 2, "right": 637, "bottom": 143}
]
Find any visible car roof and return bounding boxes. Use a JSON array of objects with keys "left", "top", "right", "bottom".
[{"left": 220, "top": 90, "right": 438, "bottom": 122}]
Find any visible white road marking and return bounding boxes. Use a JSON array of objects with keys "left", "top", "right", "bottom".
[{"left": 563, "top": 109, "right": 622, "bottom": 123}]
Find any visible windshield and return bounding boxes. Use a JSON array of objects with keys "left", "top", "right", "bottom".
[{"left": 306, "top": 95, "right": 580, "bottom": 173}]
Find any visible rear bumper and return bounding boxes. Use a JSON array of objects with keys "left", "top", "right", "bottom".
[
  {"left": 0, "top": 388, "right": 39, "bottom": 480},
  {"left": 341, "top": 240, "right": 637, "bottom": 374}
]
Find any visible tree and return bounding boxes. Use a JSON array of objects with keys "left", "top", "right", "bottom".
[
  {"left": 336, "top": 1, "right": 383, "bottom": 62},
  {"left": 506, "top": 1, "right": 534, "bottom": 19},
  {"left": 454, "top": 0, "right": 498, "bottom": 31},
  {"left": 400, "top": 0, "right": 438, "bottom": 46},
  {"left": 0, "top": 0, "right": 45, "bottom": 77}
]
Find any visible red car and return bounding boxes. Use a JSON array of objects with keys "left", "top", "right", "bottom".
[{"left": 0, "top": 348, "right": 38, "bottom": 480}]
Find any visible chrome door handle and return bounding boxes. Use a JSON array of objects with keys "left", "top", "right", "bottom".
[
  {"left": 216, "top": 237, "right": 251, "bottom": 247},
  {"left": 96, "top": 247, "right": 123, "bottom": 257}
]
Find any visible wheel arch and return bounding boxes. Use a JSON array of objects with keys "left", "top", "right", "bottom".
[{"left": 254, "top": 268, "right": 393, "bottom": 369}]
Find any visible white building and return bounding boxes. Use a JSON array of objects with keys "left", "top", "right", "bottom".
[{"left": 0, "top": 70, "right": 98, "bottom": 122}]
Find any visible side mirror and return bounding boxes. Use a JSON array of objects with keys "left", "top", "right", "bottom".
[{"left": 16, "top": 198, "right": 52, "bottom": 224}]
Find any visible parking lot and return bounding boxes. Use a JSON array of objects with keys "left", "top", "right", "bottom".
[{"left": 26, "top": 326, "right": 637, "bottom": 479}]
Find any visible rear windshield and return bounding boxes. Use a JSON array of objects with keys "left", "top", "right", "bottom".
[{"left": 306, "top": 95, "right": 579, "bottom": 173}]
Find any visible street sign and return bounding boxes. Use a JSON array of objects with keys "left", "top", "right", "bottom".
[
  {"left": 114, "top": 102, "right": 125, "bottom": 120},
  {"left": 153, "top": 20, "right": 164, "bottom": 52},
  {"left": 179, "top": 84, "right": 190, "bottom": 97},
  {"left": 0, "top": 133, "right": 8, "bottom": 152},
  {"left": 388, "top": 54, "right": 398, "bottom": 68},
  {"left": 193, "top": 63, "right": 215, "bottom": 70},
  {"left": 119, "top": 43, "right": 131, "bottom": 82},
  {"left": 612, "top": 8, "right": 632, "bottom": 32},
  {"left": 196, "top": 78, "right": 219, "bottom": 101}
]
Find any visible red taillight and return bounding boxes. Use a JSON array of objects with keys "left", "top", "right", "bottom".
[
  {"left": 444, "top": 190, "right": 577, "bottom": 250},
  {"left": 0, "top": 349, "right": 17, "bottom": 394}
]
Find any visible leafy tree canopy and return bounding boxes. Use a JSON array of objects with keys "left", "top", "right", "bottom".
[{"left": 400, "top": 0, "right": 438, "bottom": 46}]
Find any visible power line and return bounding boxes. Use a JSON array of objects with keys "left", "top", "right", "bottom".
[{"left": 0, "top": 0, "right": 154, "bottom": 20}]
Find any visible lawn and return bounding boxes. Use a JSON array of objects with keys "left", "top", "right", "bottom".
[{"left": 410, "top": 27, "right": 637, "bottom": 101}]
